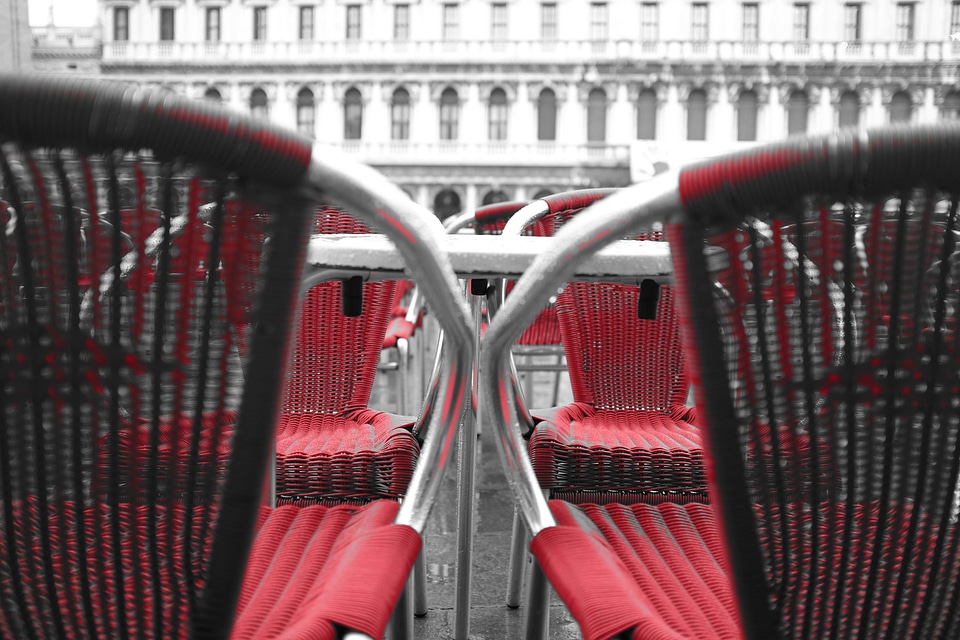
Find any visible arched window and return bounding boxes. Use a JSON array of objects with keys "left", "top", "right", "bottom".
[
  {"left": 538, "top": 88, "right": 557, "bottom": 141},
  {"left": 687, "top": 89, "right": 706, "bottom": 140},
  {"left": 433, "top": 189, "right": 461, "bottom": 220},
  {"left": 204, "top": 87, "right": 221, "bottom": 103},
  {"left": 344, "top": 87, "right": 363, "bottom": 140},
  {"left": 489, "top": 88, "right": 508, "bottom": 141},
  {"left": 737, "top": 89, "right": 758, "bottom": 141},
  {"left": 482, "top": 189, "right": 509, "bottom": 205},
  {"left": 533, "top": 188, "right": 554, "bottom": 200},
  {"left": 440, "top": 87, "right": 459, "bottom": 140},
  {"left": 942, "top": 91, "right": 960, "bottom": 120},
  {"left": 391, "top": 87, "right": 411, "bottom": 140},
  {"left": 787, "top": 89, "right": 808, "bottom": 135},
  {"left": 296, "top": 87, "right": 315, "bottom": 138},
  {"left": 250, "top": 88, "right": 268, "bottom": 120},
  {"left": 587, "top": 87, "right": 607, "bottom": 143},
  {"left": 889, "top": 90, "right": 913, "bottom": 123},
  {"left": 839, "top": 91, "right": 860, "bottom": 129},
  {"left": 636, "top": 88, "right": 657, "bottom": 140}
]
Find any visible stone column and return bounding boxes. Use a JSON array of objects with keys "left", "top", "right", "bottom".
[{"left": 464, "top": 183, "right": 478, "bottom": 214}]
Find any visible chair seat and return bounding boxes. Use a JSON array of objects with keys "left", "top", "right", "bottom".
[
  {"left": 533, "top": 500, "right": 738, "bottom": 640},
  {"left": 537, "top": 499, "right": 938, "bottom": 640},
  {"left": 101, "top": 410, "right": 418, "bottom": 504},
  {"left": 529, "top": 404, "right": 704, "bottom": 496},
  {"left": 0, "top": 499, "right": 418, "bottom": 639},
  {"left": 276, "top": 410, "right": 419, "bottom": 503}
]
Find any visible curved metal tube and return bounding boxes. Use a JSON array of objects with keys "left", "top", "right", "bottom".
[
  {"left": 306, "top": 145, "right": 475, "bottom": 533},
  {"left": 480, "top": 173, "right": 682, "bottom": 535},
  {"left": 444, "top": 209, "right": 479, "bottom": 233},
  {"left": 501, "top": 199, "right": 550, "bottom": 238}
]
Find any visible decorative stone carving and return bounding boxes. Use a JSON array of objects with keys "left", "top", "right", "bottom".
[
  {"left": 527, "top": 82, "right": 568, "bottom": 103},
  {"left": 478, "top": 81, "right": 518, "bottom": 102},
  {"left": 331, "top": 81, "right": 372, "bottom": 103},
  {"left": 628, "top": 81, "right": 667, "bottom": 103},
  {"left": 381, "top": 81, "right": 421, "bottom": 102},
  {"left": 676, "top": 82, "right": 717, "bottom": 104},
  {"left": 880, "top": 83, "right": 925, "bottom": 106},
  {"left": 429, "top": 82, "right": 468, "bottom": 102},
  {"left": 577, "top": 81, "right": 618, "bottom": 103}
]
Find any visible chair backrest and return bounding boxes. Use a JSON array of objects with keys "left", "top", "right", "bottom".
[
  {"left": 0, "top": 76, "right": 313, "bottom": 637},
  {"left": 547, "top": 191, "right": 688, "bottom": 411},
  {"left": 669, "top": 126, "right": 960, "bottom": 639},
  {"left": 283, "top": 207, "right": 397, "bottom": 414},
  {"left": 473, "top": 201, "right": 563, "bottom": 346}
]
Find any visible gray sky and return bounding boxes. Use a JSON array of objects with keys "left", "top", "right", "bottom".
[{"left": 28, "top": 0, "right": 97, "bottom": 27}]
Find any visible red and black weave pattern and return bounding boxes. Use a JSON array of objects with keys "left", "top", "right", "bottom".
[
  {"left": 0, "top": 146, "right": 286, "bottom": 636},
  {"left": 669, "top": 129, "right": 960, "bottom": 638},
  {"left": 276, "top": 208, "right": 418, "bottom": 504},
  {"left": 530, "top": 197, "right": 704, "bottom": 501}
]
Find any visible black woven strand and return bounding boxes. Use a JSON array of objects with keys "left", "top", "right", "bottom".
[
  {"left": 828, "top": 202, "right": 860, "bottom": 640},
  {"left": 918, "top": 196, "right": 960, "bottom": 636},
  {"left": 0, "top": 146, "right": 39, "bottom": 640},
  {"left": 147, "top": 163, "right": 173, "bottom": 639},
  {"left": 856, "top": 194, "right": 909, "bottom": 639},
  {"left": 182, "top": 177, "right": 224, "bottom": 627},
  {"left": 746, "top": 223, "right": 793, "bottom": 612},
  {"left": 793, "top": 210, "right": 822, "bottom": 638},
  {"left": 194, "top": 184, "right": 230, "bottom": 580},
  {"left": 104, "top": 153, "right": 130, "bottom": 639},
  {"left": 53, "top": 153, "right": 99, "bottom": 640}
]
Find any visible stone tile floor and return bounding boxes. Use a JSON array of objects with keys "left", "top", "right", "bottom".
[{"left": 372, "top": 328, "right": 583, "bottom": 639}]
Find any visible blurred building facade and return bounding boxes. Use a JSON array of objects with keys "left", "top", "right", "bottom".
[
  {"left": 37, "top": 0, "right": 960, "bottom": 212},
  {"left": 1, "top": 0, "right": 32, "bottom": 72}
]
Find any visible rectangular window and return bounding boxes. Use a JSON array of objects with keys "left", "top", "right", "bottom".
[
  {"left": 491, "top": 3, "right": 508, "bottom": 41},
  {"left": 896, "top": 2, "right": 915, "bottom": 42},
  {"left": 392, "top": 101, "right": 410, "bottom": 140},
  {"left": 590, "top": 2, "right": 608, "bottom": 41},
  {"left": 159, "top": 7, "right": 175, "bottom": 41},
  {"left": 742, "top": 3, "right": 758, "bottom": 42},
  {"left": 299, "top": 6, "right": 314, "bottom": 40},
  {"left": 691, "top": 3, "right": 708, "bottom": 41},
  {"left": 346, "top": 4, "right": 361, "bottom": 39},
  {"left": 952, "top": 1, "right": 960, "bottom": 37},
  {"left": 394, "top": 4, "right": 410, "bottom": 40},
  {"left": 793, "top": 3, "right": 809, "bottom": 41},
  {"left": 541, "top": 2, "right": 557, "bottom": 40},
  {"left": 205, "top": 7, "right": 221, "bottom": 42},
  {"left": 114, "top": 7, "right": 129, "bottom": 41},
  {"left": 253, "top": 6, "right": 267, "bottom": 41},
  {"left": 641, "top": 3, "right": 658, "bottom": 42},
  {"left": 843, "top": 3, "right": 862, "bottom": 43},
  {"left": 443, "top": 3, "right": 459, "bottom": 40}
]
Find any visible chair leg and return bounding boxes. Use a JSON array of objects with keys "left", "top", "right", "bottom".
[
  {"left": 506, "top": 505, "right": 527, "bottom": 608},
  {"left": 387, "top": 570, "right": 415, "bottom": 640},
  {"left": 523, "top": 557, "right": 550, "bottom": 640},
  {"left": 413, "top": 549, "right": 428, "bottom": 617},
  {"left": 397, "top": 337, "right": 410, "bottom": 415}
]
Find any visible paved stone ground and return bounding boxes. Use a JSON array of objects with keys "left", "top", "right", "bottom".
[{"left": 371, "top": 319, "right": 583, "bottom": 640}]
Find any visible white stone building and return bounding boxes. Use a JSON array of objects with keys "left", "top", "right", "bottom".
[{"left": 54, "top": 0, "right": 960, "bottom": 213}]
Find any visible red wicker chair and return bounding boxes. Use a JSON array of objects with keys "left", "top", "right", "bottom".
[
  {"left": 500, "top": 190, "right": 703, "bottom": 608},
  {"left": 0, "top": 75, "right": 472, "bottom": 639},
  {"left": 276, "top": 208, "right": 419, "bottom": 506},
  {"left": 484, "top": 125, "right": 960, "bottom": 639}
]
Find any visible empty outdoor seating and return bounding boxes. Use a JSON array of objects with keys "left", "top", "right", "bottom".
[
  {"left": 483, "top": 124, "right": 960, "bottom": 639},
  {"left": 498, "top": 189, "right": 703, "bottom": 610},
  {"left": 0, "top": 75, "right": 473, "bottom": 639},
  {"left": 277, "top": 206, "right": 419, "bottom": 505}
]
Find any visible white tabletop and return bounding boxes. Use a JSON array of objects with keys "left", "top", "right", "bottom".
[{"left": 306, "top": 233, "right": 674, "bottom": 281}]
